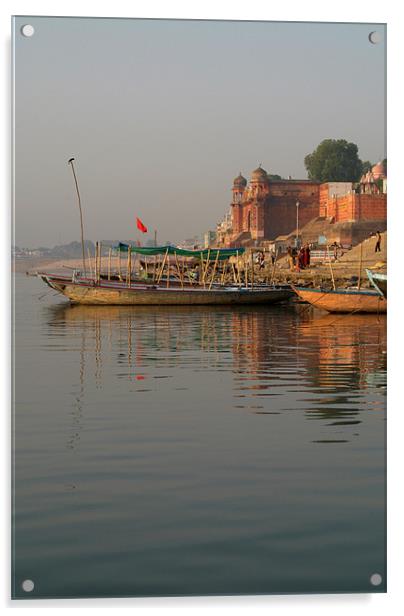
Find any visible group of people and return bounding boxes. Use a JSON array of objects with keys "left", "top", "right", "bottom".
[
  {"left": 254, "top": 250, "right": 277, "bottom": 269},
  {"left": 287, "top": 244, "right": 311, "bottom": 271}
]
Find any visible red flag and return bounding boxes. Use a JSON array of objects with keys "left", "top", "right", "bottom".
[{"left": 136, "top": 217, "right": 148, "bottom": 233}]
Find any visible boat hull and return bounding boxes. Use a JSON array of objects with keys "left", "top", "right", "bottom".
[
  {"left": 293, "top": 286, "right": 387, "bottom": 313},
  {"left": 366, "top": 269, "right": 387, "bottom": 298},
  {"left": 41, "top": 275, "right": 294, "bottom": 306}
]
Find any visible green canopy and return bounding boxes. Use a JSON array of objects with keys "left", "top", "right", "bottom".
[{"left": 115, "top": 243, "right": 245, "bottom": 260}]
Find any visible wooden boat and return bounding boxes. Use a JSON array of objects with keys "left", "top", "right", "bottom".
[
  {"left": 39, "top": 273, "right": 294, "bottom": 306},
  {"left": 366, "top": 269, "right": 387, "bottom": 298},
  {"left": 292, "top": 285, "right": 387, "bottom": 313}
]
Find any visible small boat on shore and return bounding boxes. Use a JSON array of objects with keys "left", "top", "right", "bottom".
[
  {"left": 39, "top": 273, "right": 294, "bottom": 306},
  {"left": 366, "top": 269, "right": 387, "bottom": 298},
  {"left": 292, "top": 285, "right": 387, "bottom": 313}
]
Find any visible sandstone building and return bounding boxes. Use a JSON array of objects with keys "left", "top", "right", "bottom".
[{"left": 216, "top": 163, "right": 387, "bottom": 248}]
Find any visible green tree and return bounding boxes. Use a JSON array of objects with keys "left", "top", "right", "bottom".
[
  {"left": 268, "top": 174, "right": 282, "bottom": 180},
  {"left": 361, "top": 160, "right": 373, "bottom": 175},
  {"left": 304, "top": 139, "right": 363, "bottom": 182}
]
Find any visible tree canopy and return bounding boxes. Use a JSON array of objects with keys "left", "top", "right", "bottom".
[
  {"left": 304, "top": 139, "right": 364, "bottom": 182},
  {"left": 361, "top": 160, "right": 373, "bottom": 175}
]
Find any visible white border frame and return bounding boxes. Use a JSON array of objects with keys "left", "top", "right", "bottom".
[{"left": 2, "top": 1, "right": 403, "bottom": 614}]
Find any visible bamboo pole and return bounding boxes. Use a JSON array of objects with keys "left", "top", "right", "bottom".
[
  {"left": 94, "top": 242, "right": 98, "bottom": 283},
  {"left": 250, "top": 250, "right": 254, "bottom": 288},
  {"left": 220, "top": 260, "right": 227, "bottom": 286},
  {"left": 118, "top": 248, "right": 122, "bottom": 280},
  {"left": 202, "top": 249, "right": 211, "bottom": 288},
  {"left": 236, "top": 251, "right": 241, "bottom": 286},
  {"left": 68, "top": 158, "right": 87, "bottom": 276},
  {"left": 156, "top": 248, "right": 169, "bottom": 284},
  {"left": 99, "top": 242, "right": 102, "bottom": 282},
  {"left": 95, "top": 241, "right": 100, "bottom": 283},
  {"left": 244, "top": 255, "right": 248, "bottom": 288},
  {"left": 126, "top": 246, "right": 130, "bottom": 287},
  {"left": 174, "top": 252, "right": 184, "bottom": 289},
  {"left": 128, "top": 246, "right": 132, "bottom": 288},
  {"left": 231, "top": 262, "right": 237, "bottom": 285},
  {"left": 357, "top": 241, "right": 363, "bottom": 290},
  {"left": 97, "top": 242, "right": 100, "bottom": 283},
  {"left": 93, "top": 244, "right": 97, "bottom": 281},
  {"left": 208, "top": 251, "right": 220, "bottom": 290},
  {"left": 185, "top": 258, "right": 192, "bottom": 285},
  {"left": 153, "top": 255, "right": 157, "bottom": 282},
  {"left": 108, "top": 247, "right": 112, "bottom": 280},
  {"left": 166, "top": 255, "right": 170, "bottom": 288},
  {"left": 327, "top": 245, "right": 336, "bottom": 290},
  {"left": 269, "top": 249, "right": 278, "bottom": 285},
  {"left": 199, "top": 252, "right": 204, "bottom": 287},
  {"left": 181, "top": 257, "right": 187, "bottom": 285},
  {"left": 87, "top": 247, "right": 93, "bottom": 279}
]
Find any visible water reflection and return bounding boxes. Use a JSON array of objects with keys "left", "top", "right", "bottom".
[
  {"left": 44, "top": 303, "right": 386, "bottom": 444},
  {"left": 14, "top": 277, "right": 386, "bottom": 597}
]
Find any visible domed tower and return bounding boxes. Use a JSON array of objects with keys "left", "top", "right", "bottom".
[
  {"left": 250, "top": 165, "right": 269, "bottom": 198},
  {"left": 230, "top": 173, "right": 247, "bottom": 237},
  {"left": 372, "top": 161, "right": 386, "bottom": 180},
  {"left": 232, "top": 172, "right": 247, "bottom": 204},
  {"left": 250, "top": 165, "right": 269, "bottom": 184}
]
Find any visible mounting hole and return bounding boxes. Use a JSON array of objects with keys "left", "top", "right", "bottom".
[
  {"left": 21, "top": 24, "right": 35, "bottom": 37},
  {"left": 370, "top": 572, "right": 382, "bottom": 586},
  {"left": 368, "top": 31, "right": 381, "bottom": 45},
  {"left": 22, "top": 579, "right": 34, "bottom": 592}
]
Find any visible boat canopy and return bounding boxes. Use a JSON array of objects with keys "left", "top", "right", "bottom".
[{"left": 115, "top": 243, "right": 245, "bottom": 260}]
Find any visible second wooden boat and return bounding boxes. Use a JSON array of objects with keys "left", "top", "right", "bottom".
[
  {"left": 366, "top": 269, "right": 387, "bottom": 298},
  {"left": 292, "top": 285, "right": 387, "bottom": 313}
]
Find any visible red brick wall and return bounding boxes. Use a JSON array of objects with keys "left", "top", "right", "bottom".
[
  {"left": 321, "top": 193, "right": 387, "bottom": 223},
  {"left": 354, "top": 194, "right": 387, "bottom": 221},
  {"left": 231, "top": 204, "right": 242, "bottom": 233},
  {"left": 319, "top": 184, "right": 329, "bottom": 217},
  {"left": 325, "top": 195, "right": 355, "bottom": 221},
  {"left": 264, "top": 181, "right": 320, "bottom": 239}
]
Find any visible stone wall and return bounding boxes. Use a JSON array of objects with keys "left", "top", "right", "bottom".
[
  {"left": 320, "top": 192, "right": 387, "bottom": 223},
  {"left": 354, "top": 194, "right": 387, "bottom": 221},
  {"left": 264, "top": 181, "right": 319, "bottom": 239}
]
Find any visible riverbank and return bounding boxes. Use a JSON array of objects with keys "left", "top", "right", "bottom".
[{"left": 16, "top": 232, "right": 386, "bottom": 289}]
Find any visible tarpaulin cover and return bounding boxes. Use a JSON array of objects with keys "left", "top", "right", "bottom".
[{"left": 115, "top": 243, "right": 245, "bottom": 260}]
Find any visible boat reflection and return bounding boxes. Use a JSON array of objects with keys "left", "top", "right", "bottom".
[{"left": 44, "top": 303, "right": 386, "bottom": 443}]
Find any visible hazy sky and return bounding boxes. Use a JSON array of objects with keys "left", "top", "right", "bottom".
[{"left": 13, "top": 17, "right": 386, "bottom": 247}]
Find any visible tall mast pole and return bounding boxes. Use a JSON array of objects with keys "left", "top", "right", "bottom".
[{"left": 68, "top": 157, "right": 87, "bottom": 275}]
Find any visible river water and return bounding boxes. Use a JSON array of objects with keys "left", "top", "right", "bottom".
[{"left": 12, "top": 274, "right": 386, "bottom": 598}]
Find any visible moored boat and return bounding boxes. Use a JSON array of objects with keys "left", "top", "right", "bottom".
[
  {"left": 39, "top": 273, "right": 294, "bottom": 305},
  {"left": 366, "top": 269, "right": 387, "bottom": 298},
  {"left": 292, "top": 285, "right": 386, "bottom": 313}
]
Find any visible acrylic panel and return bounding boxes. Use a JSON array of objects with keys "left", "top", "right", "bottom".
[{"left": 12, "top": 16, "right": 387, "bottom": 599}]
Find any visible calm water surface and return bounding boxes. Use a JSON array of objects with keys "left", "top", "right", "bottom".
[{"left": 12, "top": 274, "right": 386, "bottom": 598}]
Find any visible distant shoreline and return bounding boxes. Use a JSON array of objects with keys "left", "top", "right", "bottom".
[{"left": 13, "top": 256, "right": 128, "bottom": 274}]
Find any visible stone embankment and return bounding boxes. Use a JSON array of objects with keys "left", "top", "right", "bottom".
[{"left": 268, "top": 232, "right": 386, "bottom": 287}]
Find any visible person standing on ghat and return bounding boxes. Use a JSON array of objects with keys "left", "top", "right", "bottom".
[{"left": 375, "top": 231, "right": 382, "bottom": 252}]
